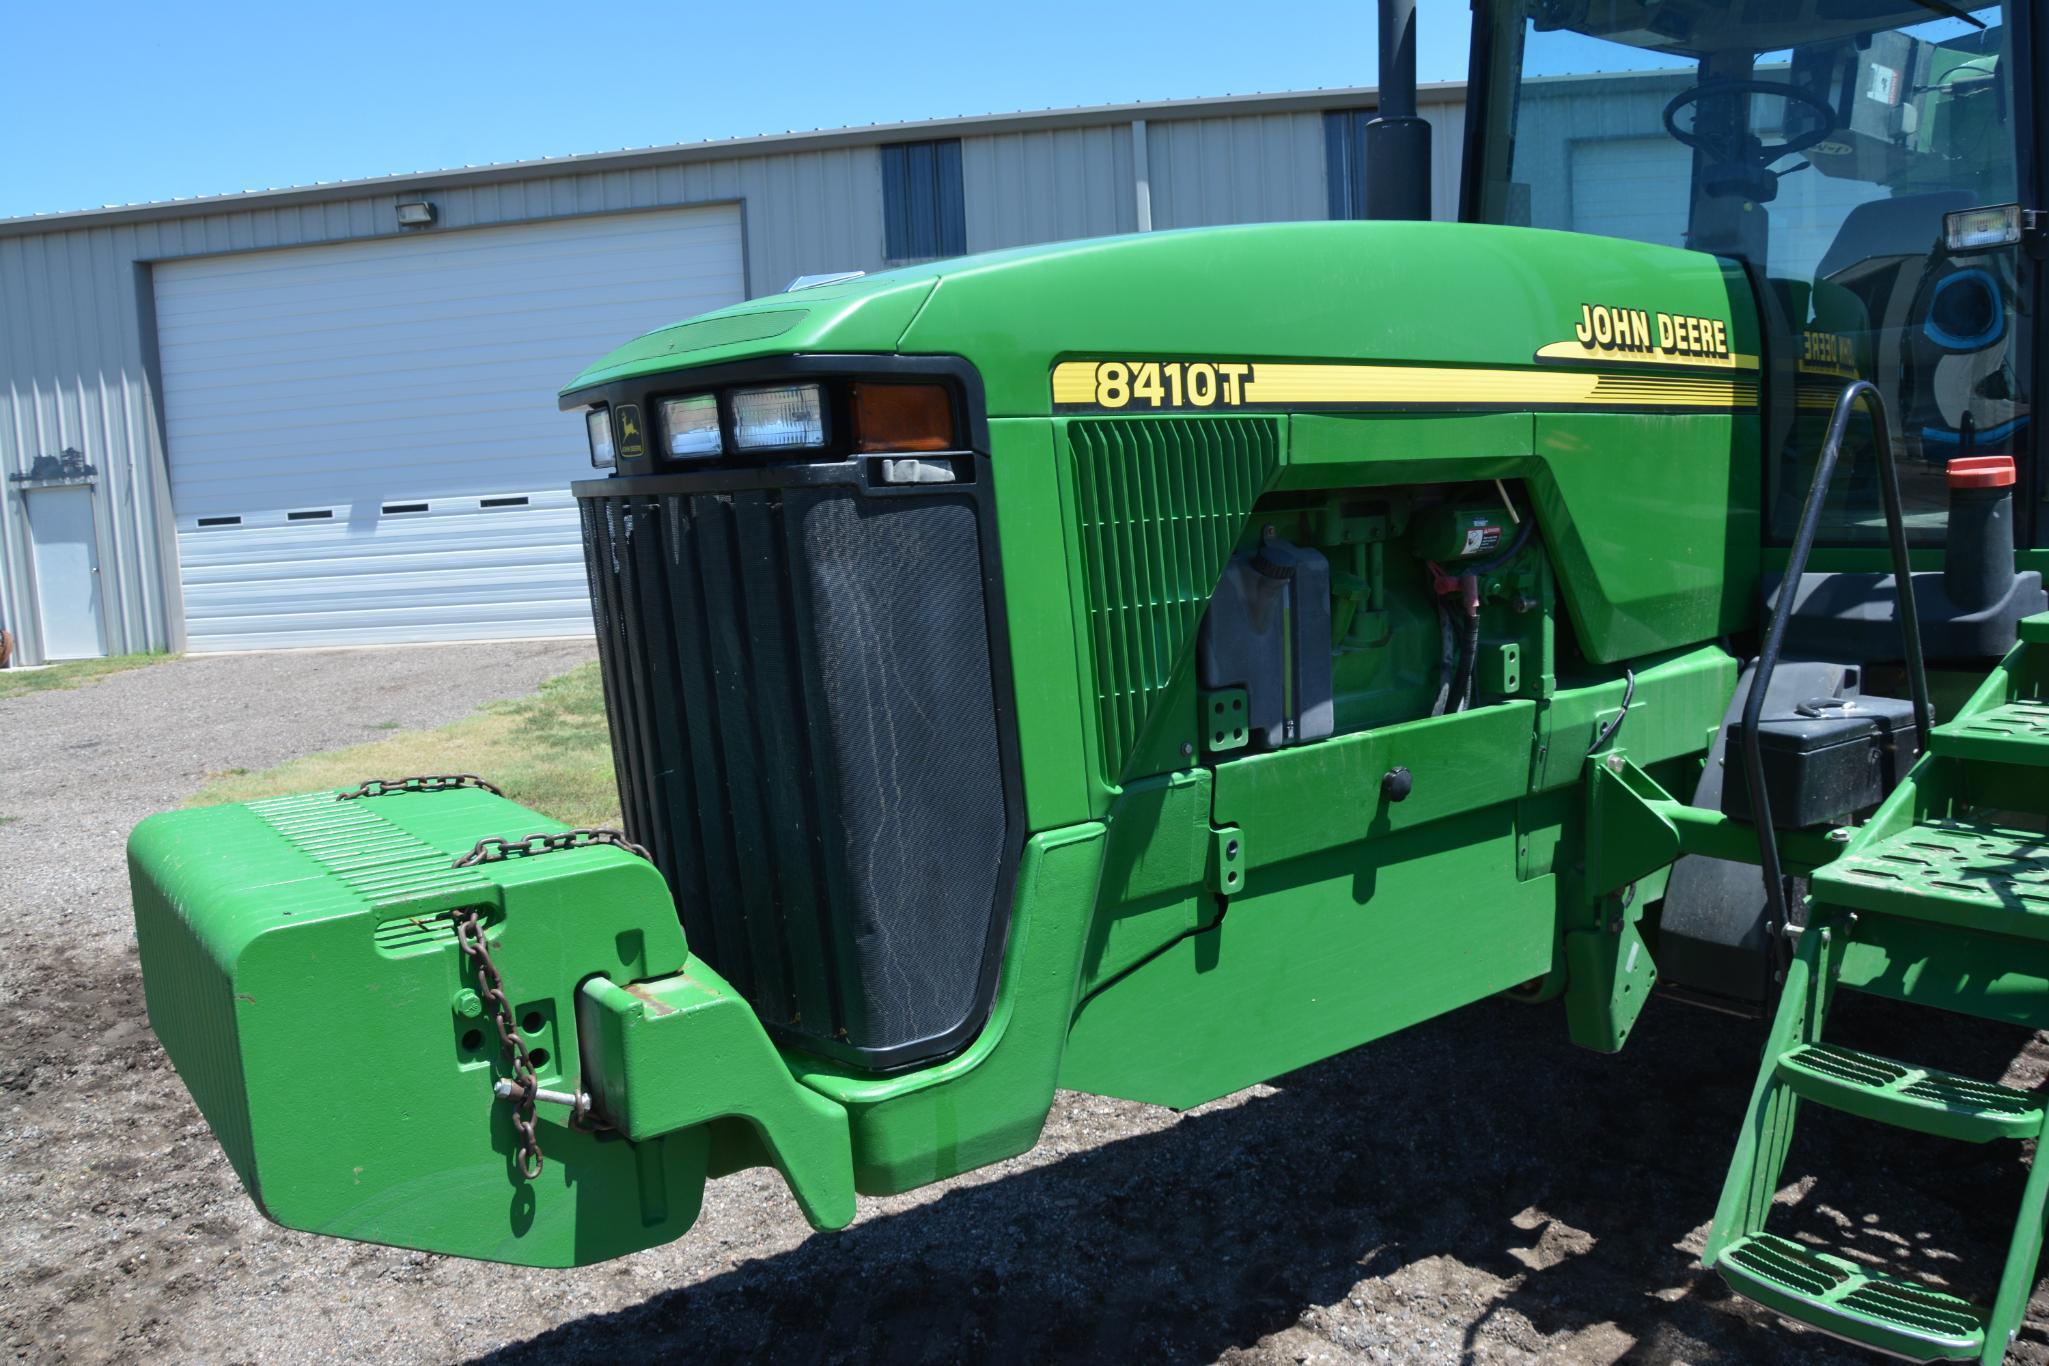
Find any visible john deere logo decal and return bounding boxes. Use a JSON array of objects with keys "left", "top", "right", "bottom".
[
  {"left": 615, "top": 403, "right": 646, "bottom": 459},
  {"left": 1534, "top": 304, "right": 1757, "bottom": 371}
]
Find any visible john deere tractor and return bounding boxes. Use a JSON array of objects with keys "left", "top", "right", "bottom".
[{"left": 130, "top": 0, "right": 2049, "bottom": 1357}]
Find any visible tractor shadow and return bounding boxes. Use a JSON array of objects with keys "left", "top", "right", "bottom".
[{"left": 481, "top": 993, "right": 2038, "bottom": 1365}]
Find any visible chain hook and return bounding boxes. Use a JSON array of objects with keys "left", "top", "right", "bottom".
[{"left": 451, "top": 907, "right": 545, "bottom": 1180}]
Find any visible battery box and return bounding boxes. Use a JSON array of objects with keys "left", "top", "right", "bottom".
[{"left": 1722, "top": 690, "right": 1920, "bottom": 830}]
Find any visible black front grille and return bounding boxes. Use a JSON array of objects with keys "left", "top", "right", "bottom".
[{"left": 579, "top": 479, "right": 1012, "bottom": 1068}]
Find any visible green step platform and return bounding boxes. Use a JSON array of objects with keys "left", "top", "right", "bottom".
[
  {"left": 1776, "top": 1043, "right": 2041, "bottom": 1144},
  {"left": 1813, "top": 820, "right": 2049, "bottom": 937},
  {"left": 1718, "top": 1233, "right": 1988, "bottom": 1362},
  {"left": 1931, "top": 699, "right": 2049, "bottom": 767},
  {"left": 1707, "top": 621, "right": 2049, "bottom": 1363}
]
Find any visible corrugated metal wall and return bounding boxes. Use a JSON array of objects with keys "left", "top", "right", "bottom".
[
  {"left": 0, "top": 93, "right": 1467, "bottom": 664},
  {"left": 1149, "top": 112, "right": 1330, "bottom": 228},
  {"left": 1, "top": 223, "right": 170, "bottom": 667},
  {"left": 1423, "top": 95, "right": 1467, "bottom": 223},
  {"left": 0, "top": 147, "right": 884, "bottom": 664},
  {"left": 961, "top": 124, "right": 1140, "bottom": 249}
]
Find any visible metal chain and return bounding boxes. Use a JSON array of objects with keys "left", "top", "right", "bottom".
[
  {"left": 453, "top": 828, "right": 650, "bottom": 868},
  {"left": 440, "top": 829, "right": 644, "bottom": 1173},
  {"left": 335, "top": 773, "right": 504, "bottom": 801},
  {"left": 451, "top": 908, "right": 545, "bottom": 1180}
]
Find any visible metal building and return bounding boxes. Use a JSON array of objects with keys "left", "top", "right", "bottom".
[{"left": 0, "top": 84, "right": 1466, "bottom": 664}]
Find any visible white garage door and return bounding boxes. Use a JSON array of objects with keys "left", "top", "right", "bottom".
[
  {"left": 1570, "top": 137, "right": 1692, "bottom": 249},
  {"left": 156, "top": 207, "right": 745, "bottom": 651}
]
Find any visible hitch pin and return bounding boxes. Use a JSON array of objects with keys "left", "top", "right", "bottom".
[{"left": 495, "top": 1077, "right": 595, "bottom": 1121}]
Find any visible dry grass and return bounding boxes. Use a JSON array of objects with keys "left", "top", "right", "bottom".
[
  {"left": 0, "top": 652, "right": 167, "bottom": 700},
  {"left": 189, "top": 662, "right": 620, "bottom": 827}
]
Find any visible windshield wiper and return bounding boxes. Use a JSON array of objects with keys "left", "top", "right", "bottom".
[{"left": 1904, "top": 0, "right": 1987, "bottom": 29}]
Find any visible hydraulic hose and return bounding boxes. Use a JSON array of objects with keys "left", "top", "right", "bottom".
[
  {"left": 1586, "top": 667, "right": 1637, "bottom": 754},
  {"left": 1431, "top": 594, "right": 1457, "bottom": 716},
  {"left": 1429, "top": 495, "right": 1533, "bottom": 717},
  {"left": 1455, "top": 576, "right": 1482, "bottom": 712}
]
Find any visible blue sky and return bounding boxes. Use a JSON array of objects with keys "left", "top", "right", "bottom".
[{"left": 4, "top": 1, "right": 1487, "bottom": 220}]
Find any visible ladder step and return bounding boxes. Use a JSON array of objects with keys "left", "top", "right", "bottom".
[
  {"left": 1717, "top": 1233, "right": 1987, "bottom": 1361},
  {"left": 1931, "top": 698, "right": 2049, "bottom": 767},
  {"left": 2017, "top": 613, "right": 2049, "bottom": 645},
  {"left": 1776, "top": 1043, "right": 2041, "bottom": 1142},
  {"left": 1811, "top": 819, "right": 2049, "bottom": 940}
]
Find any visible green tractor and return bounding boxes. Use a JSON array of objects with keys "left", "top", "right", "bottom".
[{"left": 129, "top": 0, "right": 2049, "bottom": 1357}]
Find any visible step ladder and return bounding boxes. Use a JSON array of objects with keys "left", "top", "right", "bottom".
[{"left": 1704, "top": 386, "right": 2049, "bottom": 1362}]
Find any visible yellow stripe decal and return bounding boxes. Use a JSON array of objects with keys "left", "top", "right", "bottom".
[
  {"left": 1049, "top": 358, "right": 1755, "bottom": 414},
  {"left": 1533, "top": 339, "right": 1761, "bottom": 372}
]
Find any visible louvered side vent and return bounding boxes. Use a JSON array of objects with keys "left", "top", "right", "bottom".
[{"left": 1068, "top": 417, "right": 1280, "bottom": 783}]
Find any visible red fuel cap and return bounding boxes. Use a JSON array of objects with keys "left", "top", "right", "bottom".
[{"left": 1948, "top": 455, "right": 2016, "bottom": 489}]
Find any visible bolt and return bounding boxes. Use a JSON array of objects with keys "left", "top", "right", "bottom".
[
  {"left": 1604, "top": 752, "right": 1626, "bottom": 773},
  {"left": 452, "top": 988, "right": 483, "bottom": 1019},
  {"left": 1181, "top": 741, "right": 1195, "bottom": 758},
  {"left": 1826, "top": 827, "right": 1852, "bottom": 843}
]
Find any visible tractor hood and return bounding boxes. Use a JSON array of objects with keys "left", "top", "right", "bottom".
[{"left": 561, "top": 221, "right": 1761, "bottom": 417}]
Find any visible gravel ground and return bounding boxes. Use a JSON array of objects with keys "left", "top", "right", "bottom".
[{"left": 5, "top": 643, "right": 2048, "bottom": 1364}]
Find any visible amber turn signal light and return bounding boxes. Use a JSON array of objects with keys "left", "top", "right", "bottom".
[{"left": 852, "top": 383, "right": 954, "bottom": 452}]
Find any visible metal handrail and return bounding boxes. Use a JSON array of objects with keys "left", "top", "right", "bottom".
[{"left": 1741, "top": 380, "right": 1934, "bottom": 942}]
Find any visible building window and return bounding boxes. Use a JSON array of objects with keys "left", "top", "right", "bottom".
[
  {"left": 881, "top": 140, "right": 966, "bottom": 263},
  {"left": 1323, "top": 109, "right": 1373, "bottom": 220}
]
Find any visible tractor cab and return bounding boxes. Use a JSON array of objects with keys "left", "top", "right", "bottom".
[
  {"left": 1473, "top": 7, "right": 2049, "bottom": 1358},
  {"left": 1469, "top": 0, "right": 2039, "bottom": 562},
  {"left": 1472, "top": 0, "right": 2049, "bottom": 1001}
]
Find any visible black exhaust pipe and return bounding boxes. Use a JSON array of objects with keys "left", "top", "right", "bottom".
[{"left": 1365, "top": 0, "right": 1432, "bottom": 220}]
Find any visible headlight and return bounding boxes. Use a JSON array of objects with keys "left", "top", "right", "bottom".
[
  {"left": 585, "top": 407, "right": 615, "bottom": 468},
  {"left": 730, "top": 384, "right": 825, "bottom": 451},
  {"left": 659, "top": 394, "right": 722, "bottom": 458}
]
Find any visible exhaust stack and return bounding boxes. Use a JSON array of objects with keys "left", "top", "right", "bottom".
[{"left": 1365, "top": 0, "right": 1433, "bottom": 220}]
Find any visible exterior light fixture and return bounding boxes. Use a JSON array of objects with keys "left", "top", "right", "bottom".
[
  {"left": 730, "top": 384, "right": 826, "bottom": 451},
  {"left": 1943, "top": 203, "right": 2041, "bottom": 253},
  {"left": 585, "top": 408, "right": 616, "bottom": 468},
  {"left": 395, "top": 200, "right": 438, "bottom": 228},
  {"left": 658, "top": 395, "right": 722, "bottom": 458}
]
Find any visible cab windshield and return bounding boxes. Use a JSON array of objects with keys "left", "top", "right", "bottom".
[{"left": 1472, "top": 0, "right": 2027, "bottom": 545}]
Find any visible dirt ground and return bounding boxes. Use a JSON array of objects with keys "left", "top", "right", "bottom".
[{"left": 6, "top": 647, "right": 2049, "bottom": 1364}]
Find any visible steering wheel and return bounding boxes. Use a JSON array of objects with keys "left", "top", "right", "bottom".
[{"left": 1662, "top": 79, "right": 1838, "bottom": 165}]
